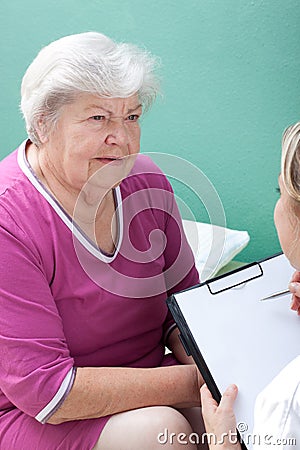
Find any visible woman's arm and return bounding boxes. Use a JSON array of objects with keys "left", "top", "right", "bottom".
[{"left": 48, "top": 364, "right": 201, "bottom": 424}]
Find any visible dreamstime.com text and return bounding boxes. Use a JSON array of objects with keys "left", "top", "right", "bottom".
[{"left": 157, "top": 428, "right": 297, "bottom": 446}]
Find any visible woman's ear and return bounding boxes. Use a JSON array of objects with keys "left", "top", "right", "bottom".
[{"left": 36, "top": 117, "right": 49, "bottom": 144}]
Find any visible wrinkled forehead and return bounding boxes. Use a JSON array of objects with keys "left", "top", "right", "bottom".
[
  {"left": 77, "top": 92, "right": 142, "bottom": 115},
  {"left": 47, "top": 93, "right": 143, "bottom": 130}
]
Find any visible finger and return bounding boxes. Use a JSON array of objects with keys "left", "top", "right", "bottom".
[
  {"left": 290, "top": 293, "right": 300, "bottom": 312},
  {"left": 290, "top": 295, "right": 300, "bottom": 311},
  {"left": 291, "top": 271, "right": 300, "bottom": 283},
  {"left": 200, "top": 383, "right": 218, "bottom": 412},
  {"left": 218, "top": 384, "right": 238, "bottom": 411},
  {"left": 288, "top": 282, "right": 300, "bottom": 297}
]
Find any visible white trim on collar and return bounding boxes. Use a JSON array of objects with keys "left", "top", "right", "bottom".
[{"left": 17, "top": 140, "right": 123, "bottom": 263}]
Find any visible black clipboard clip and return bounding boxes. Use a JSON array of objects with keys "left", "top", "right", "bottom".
[{"left": 206, "top": 261, "right": 263, "bottom": 295}]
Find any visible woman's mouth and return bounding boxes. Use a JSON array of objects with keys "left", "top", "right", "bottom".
[{"left": 95, "top": 157, "right": 124, "bottom": 166}]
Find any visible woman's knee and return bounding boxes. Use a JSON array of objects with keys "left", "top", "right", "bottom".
[
  {"left": 155, "top": 406, "right": 194, "bottom": 437},
  {"left": 155, "top": 406, "right": 196, "bottom": 446},
  {"left": 93, "top": 406, "right": 196, "bottom": 450}
]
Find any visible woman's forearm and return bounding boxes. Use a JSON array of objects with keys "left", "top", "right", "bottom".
[{"left": 48, "top": 364, "right": 200, "bottom": 424}]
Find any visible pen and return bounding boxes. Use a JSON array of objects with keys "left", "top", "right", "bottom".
[{"left": 260, "top": 289, "right": 291, "bottom": 301}]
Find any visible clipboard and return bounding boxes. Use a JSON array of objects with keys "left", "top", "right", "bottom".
[{"left": 167, "top": 253, "right": 300, "bottom": 450}]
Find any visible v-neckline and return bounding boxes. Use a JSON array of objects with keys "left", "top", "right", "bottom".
[{"left": 17, "top": 140, "right": 123, "bottom": 263}]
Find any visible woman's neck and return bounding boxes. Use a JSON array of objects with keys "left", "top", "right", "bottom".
[{"left": 26, "top": 141, "right": 114, "bottom": 224}]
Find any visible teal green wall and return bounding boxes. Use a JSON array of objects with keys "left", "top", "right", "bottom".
[{"left": 1, "top": 0, "right": 299, "bottom": 262}]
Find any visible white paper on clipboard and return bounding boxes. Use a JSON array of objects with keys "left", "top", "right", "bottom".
[{"left": 170, "top": 253, "right": 300, "bottom": 449}]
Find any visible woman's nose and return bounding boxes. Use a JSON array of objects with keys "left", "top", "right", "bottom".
[{"left": 105, "top": 119, "right": 129, "bottom": 146}]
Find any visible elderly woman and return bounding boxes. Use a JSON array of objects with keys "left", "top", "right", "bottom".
[{"left": 0, "top": 32, "right": 206, "bottom": 449}]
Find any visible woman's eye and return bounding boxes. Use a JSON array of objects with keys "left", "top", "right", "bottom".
[
  {"left": 92, "top": 115, "right": 105, "bottom": 121},
  {"left": 127, "top": 114, "right": 139, "bottom": 121}
]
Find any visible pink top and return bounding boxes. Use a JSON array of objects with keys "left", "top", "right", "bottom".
[{"left": 0, "top": 141, "right": 199, "bottom": 449}]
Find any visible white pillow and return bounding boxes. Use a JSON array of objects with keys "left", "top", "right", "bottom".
[{"left": 182, "top": 219, "right": 250, "bottom": 281}]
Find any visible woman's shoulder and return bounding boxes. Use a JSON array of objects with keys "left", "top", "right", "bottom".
[
  {"left": 0, "top": 142, "right": 45, "bottom": 229},
  {"left": 0, "top": 147, "right": 23, "bottom": 193}
]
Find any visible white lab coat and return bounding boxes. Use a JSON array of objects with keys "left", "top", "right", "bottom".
[{"left": 252, "top": 355, "right": 300, "bottom": 449}]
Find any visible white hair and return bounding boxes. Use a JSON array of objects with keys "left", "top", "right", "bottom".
[{"left": 20, "top": 32, "right": 160, "bottom": 145}]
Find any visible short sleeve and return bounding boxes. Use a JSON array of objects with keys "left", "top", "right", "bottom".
[{"left": 0, "top": 205, "right": 74, "bottom": 421}]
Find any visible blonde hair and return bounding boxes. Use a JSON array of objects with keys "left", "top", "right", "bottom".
[
  {"left": 281, "top": 122, "right": 300, "bottom": 202},
  {"left": 20, "top": 32, "right": 160, "bottom": 146}
]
